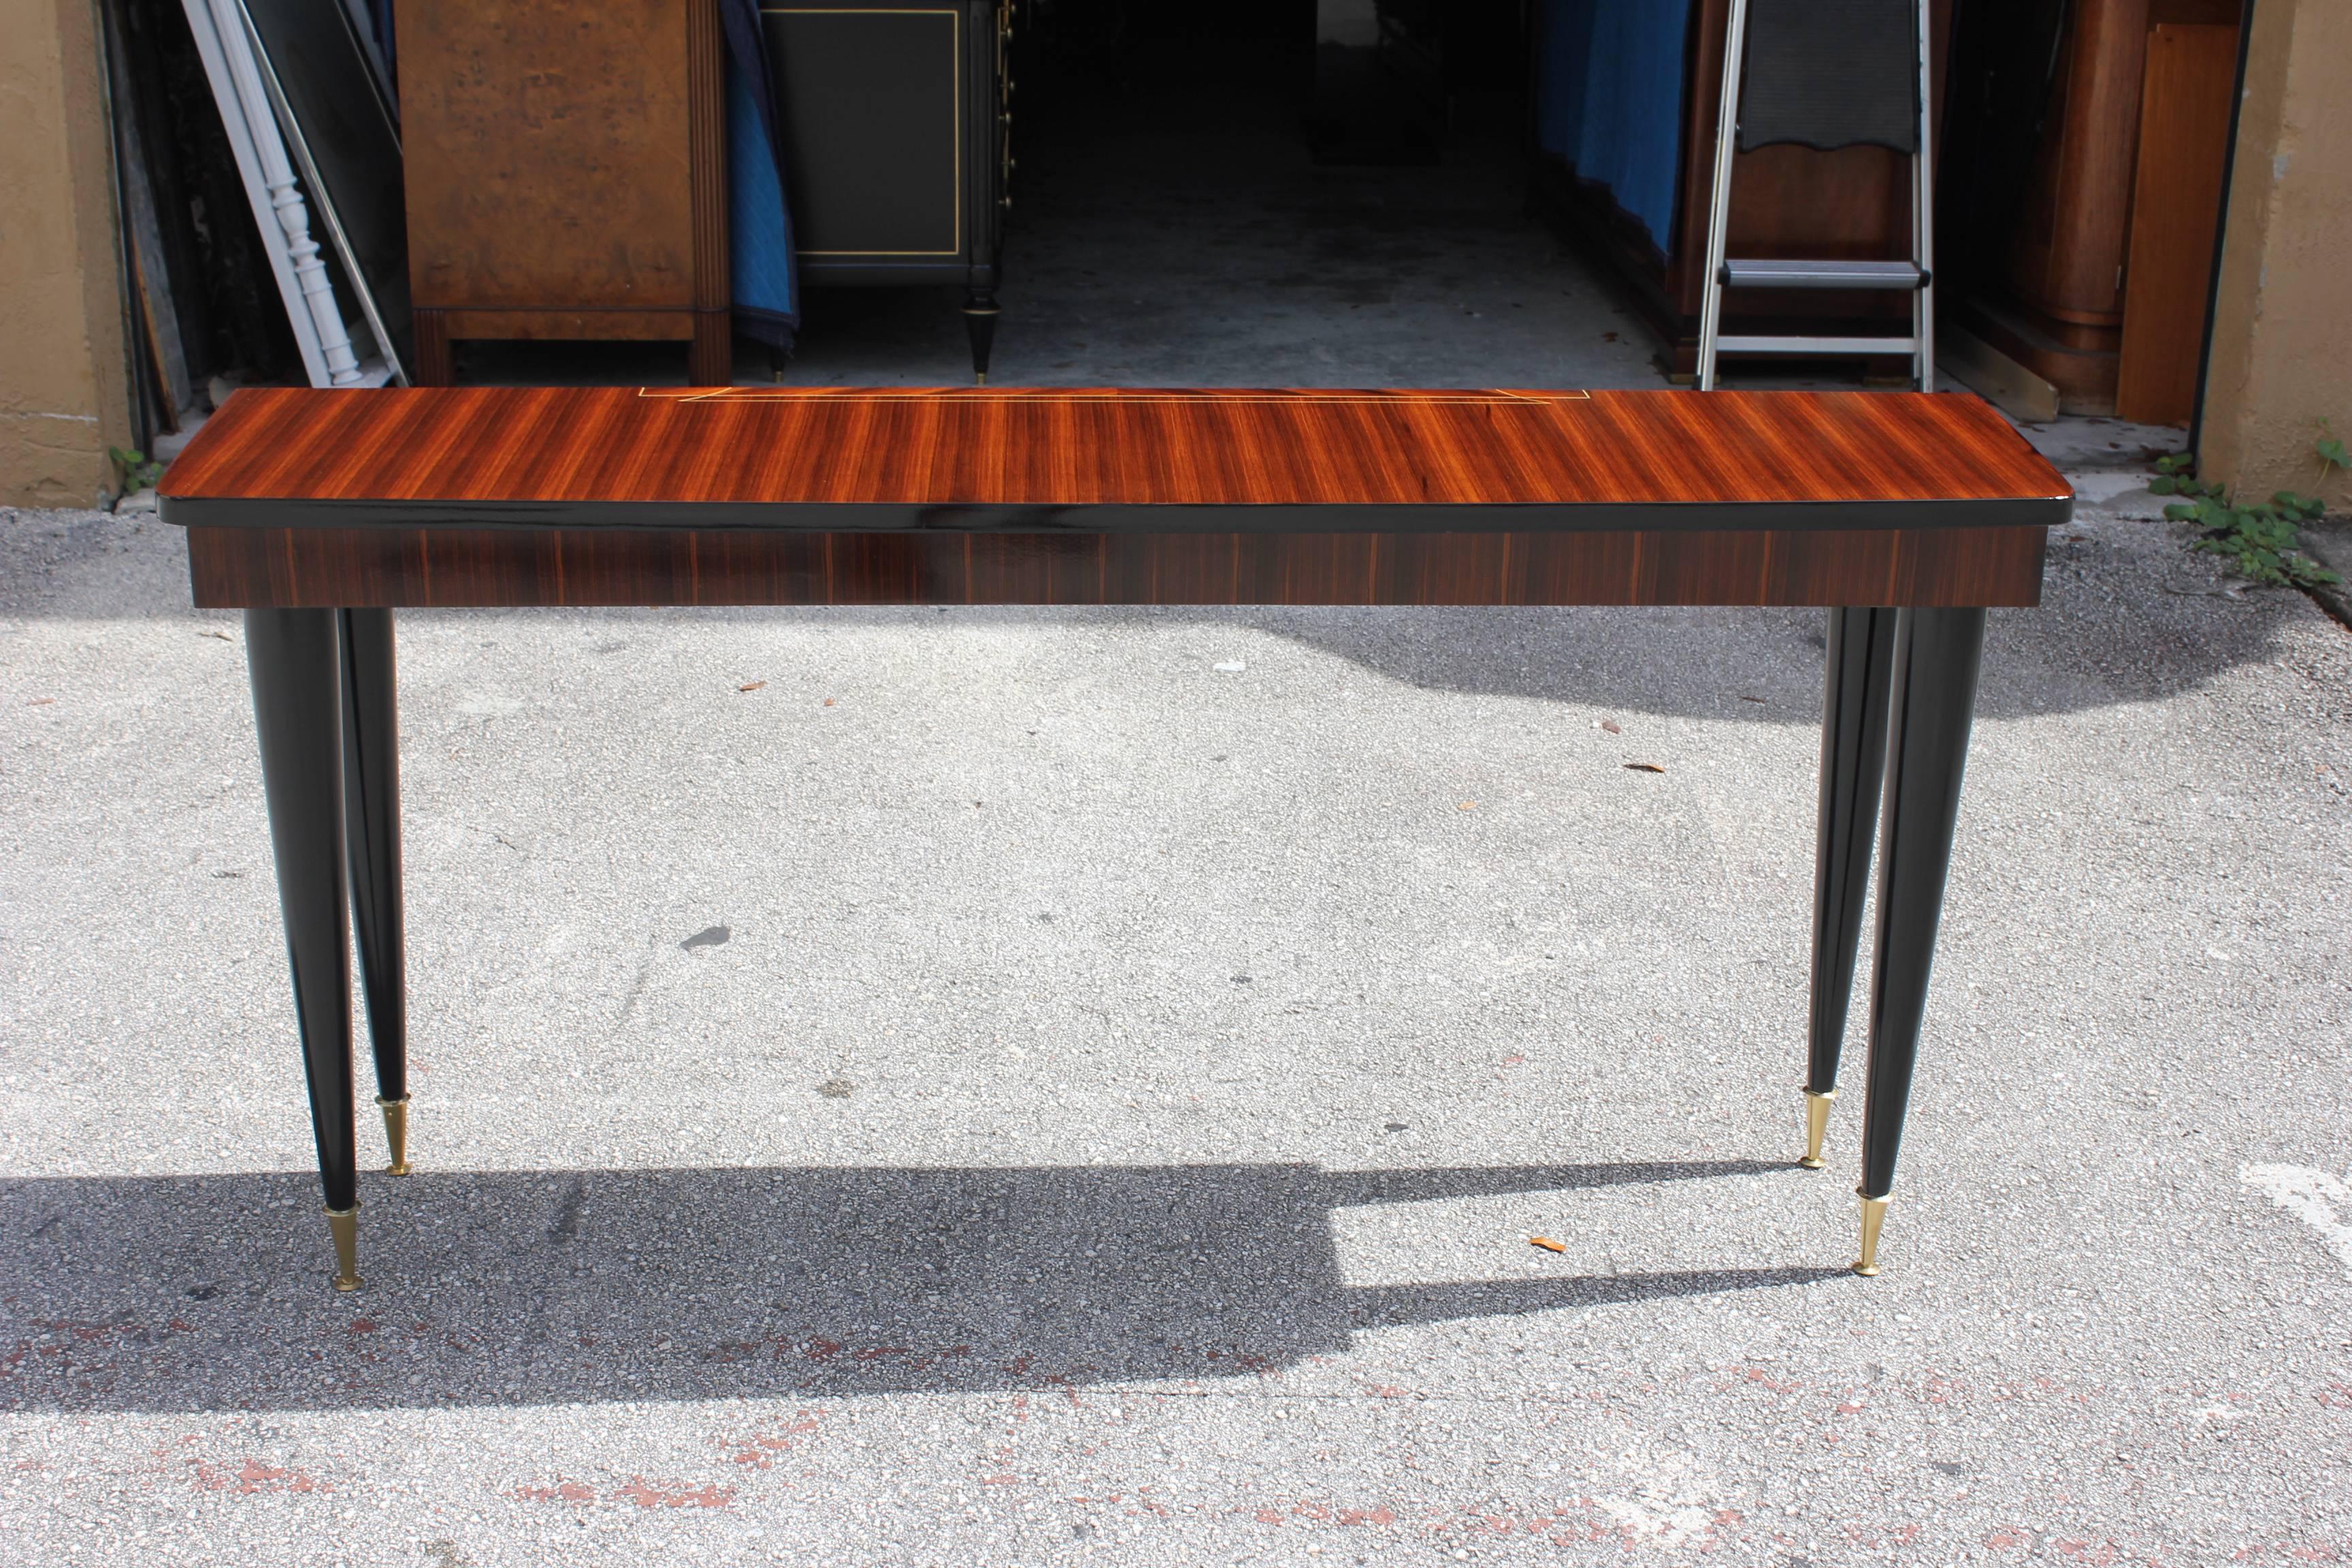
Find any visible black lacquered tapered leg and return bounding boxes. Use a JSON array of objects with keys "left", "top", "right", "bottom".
[
  {"left": 1853, "top": 607, "right": 1987, "bottom": 1273},
  {"left": 964, "top": 291, "right": 999, "bottom": 385},
  {"left": 1801, "top": 607, "right": 1897, "bottom": 1166},
  {"left": 338, "top": 608, "right": 410, "bottom": 1176},
  {"left": 246, "top": 609, "right": 362, "bottom": 1289}
]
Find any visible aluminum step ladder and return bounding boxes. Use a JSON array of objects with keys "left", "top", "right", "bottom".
[{"left": 1695, "top": 0, "right": 1936, "bottom": 391}]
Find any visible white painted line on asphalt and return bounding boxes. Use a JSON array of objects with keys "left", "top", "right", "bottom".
[{"left": 2240, "top": 1163, "right": 2352, "bottom": 1276}]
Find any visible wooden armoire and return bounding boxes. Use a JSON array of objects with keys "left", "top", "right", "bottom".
[{"left": 397, "top": 0, "right": 732, "bottom": 387}]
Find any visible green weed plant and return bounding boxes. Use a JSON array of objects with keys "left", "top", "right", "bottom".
[
  {"left": 2151, "top": 425, "right": 2344, "bottom": 589},
  {"left": 108, "top": 446, "right": 165, "bottom": 493}
]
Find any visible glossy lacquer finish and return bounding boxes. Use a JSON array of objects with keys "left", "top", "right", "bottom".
[
  {"left": 1860, "top": 608, "right": 1989, "bottom": 1203},
  {"left": 338, "top": 609, "right": 405, "bottom": 1112},
  {"left": 162, "top": 386, "right": 2066, "bottom": 609},
  {"left": 163, "top": 385, "right": 2068, "bottom": 521},
  {"left": 1808, "top": 606, "right": 1898, "bottom": 1100},
  {"left": 244, "top": 610, "right": 359, "bottom": 1216},
  {"left": 183, "top": 523, "right": 2051, "bottom": 610}
]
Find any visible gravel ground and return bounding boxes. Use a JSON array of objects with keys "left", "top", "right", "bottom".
[{"left": 1, "top": 460, "right": 2348, "bottom": 1565}]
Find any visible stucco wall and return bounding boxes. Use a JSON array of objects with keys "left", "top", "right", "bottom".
[
  {"left": 2200, "top": 0, "right": 2352, "bottom": 508},
  {"left": 1, "top": 0, "right": 131, "bottom": 508}
]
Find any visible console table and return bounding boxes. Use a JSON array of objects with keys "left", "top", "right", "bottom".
[{"left": 159, "top": 385, "right": 2069, "bottom": 1290}]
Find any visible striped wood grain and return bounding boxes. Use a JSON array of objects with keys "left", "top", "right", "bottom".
[
  {"left": 185, "top": 524, "right": 2047, "bottom": 608},
  {"left": 162, "top": 386, "right": 2069, "bottom": 516},
  {"left": 165, "top": 385, "right": 2065, "bottom": 606}
]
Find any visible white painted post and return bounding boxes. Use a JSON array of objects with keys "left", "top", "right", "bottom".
[{"left": 180, "top": 0, "right": 365, "bottom": 387}]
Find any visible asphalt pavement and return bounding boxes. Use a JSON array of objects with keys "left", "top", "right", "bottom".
[{"left": 2, "top": 451, "right": 2348, "bottom": 1565}]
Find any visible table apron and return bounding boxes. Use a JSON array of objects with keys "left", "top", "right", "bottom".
[{"left": 186, "top": 525, "right": 2047, "bottom": 609}]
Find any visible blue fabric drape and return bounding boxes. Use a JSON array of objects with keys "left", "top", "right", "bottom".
[
  {"left": 721, "top": 0, "right": 799, "bottom": 349},
  {"left": 1535, "top": 0, "right": 1692, "bottom": 257}
]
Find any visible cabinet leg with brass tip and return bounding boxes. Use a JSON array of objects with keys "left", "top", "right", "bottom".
[
  {"left": 1800, "top": 1088, "right": 1836, "bottom": 1169},
  {"left": 963, "top": 292, "right": 999, "bottom": 385},
  {"left": 1854, "top": 1192, "right": 1889, "bottom": 1276},
  {"left": 325, "top": 1203, "right": 363, "bottom": 1292},
  {"left": 377, "top": 1095, "right": 411, "bottom": 1176}
]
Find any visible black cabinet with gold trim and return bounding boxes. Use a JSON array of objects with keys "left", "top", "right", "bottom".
[{"left": 762, "top": 0, "right": 1011, "bottom": 379}]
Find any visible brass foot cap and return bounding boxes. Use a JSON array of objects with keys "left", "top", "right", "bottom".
[
  {"left": 376, "top": 1095, "right": 412, "bottom": 1177},
  {"left": 1800, "top": 1088, "right": 1837, "bottom": 1171},
  {"left": 1854, "top": 1190, "right": 1889, "bottom": 1278},
  {"left": 325, "top": 1201, "right": 362, "bottom": 1294}
]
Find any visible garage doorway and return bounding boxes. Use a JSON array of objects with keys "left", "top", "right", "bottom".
[{"left": 779, "top": 0, "right": 1665, "bottom": 389}]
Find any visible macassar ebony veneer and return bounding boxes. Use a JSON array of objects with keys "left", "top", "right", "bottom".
[
  {"left": 160, "top": 383, "right": 2070, "bottom": 1290},
  {"left": 184, "top": 522, "right": 2048, "bottom": 612},
  {"left": 166, "top": 386, "right": 2065, "bottom": 525}
]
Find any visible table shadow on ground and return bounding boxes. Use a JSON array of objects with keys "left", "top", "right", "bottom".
[
  {"left": 0, "top": 1159, "right": 1835, "bottom": 1414},
  {"left": 2, "top": 514, "right": 2318, "bottom": 725}
]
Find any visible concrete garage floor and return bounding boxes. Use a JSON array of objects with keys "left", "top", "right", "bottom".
[
  {"left": 7, "top": 47, "right": 2352, "bottom": 1568},
  {"left": 462, "top": 46, "right": 1664, "bottom": 393},
  {"left": 785, "top": 55, "right": 1659, "bottom": 391}
]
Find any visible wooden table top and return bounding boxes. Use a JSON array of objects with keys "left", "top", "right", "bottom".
[{"left": 160, "top": 386, "right": 2071, "bottom": 534}]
